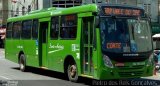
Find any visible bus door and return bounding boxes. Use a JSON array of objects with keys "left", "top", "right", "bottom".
[
  {"left": 82, "top": 17, "right": 94, "bottom": 76},
  {"left": 39, "top": 21, "right": 48, "bottom": 67}
]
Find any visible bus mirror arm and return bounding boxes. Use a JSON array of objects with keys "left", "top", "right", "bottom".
[
  {"left": 93, "top": 29, "right": 97, "bottom": 51},
  {"left": 95, "top": 16, "right": 99, "bottom": 28},
  {"left": 144, "top": 13, "right": 152, "bottom": 30},
  {"left": 93, "top": 16, "right": 98, "bottom": 51}
]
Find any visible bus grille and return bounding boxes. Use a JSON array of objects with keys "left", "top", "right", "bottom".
[
  {"left": 117, "top": 65, "right": 144, "bottom": 70},
  {"left": 118, "top": 71, "right": 143, "bottom": 77}
]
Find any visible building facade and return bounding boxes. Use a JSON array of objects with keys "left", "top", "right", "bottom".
[
  {"left": 6, "top": 0, "right": 160, "bottom": 22},
  {"left": 0, "top": 0, "right": 8, "bottom": 26},
  {"left": 8, "top": 0, "right": 83, "bottom": 17},
  {"left": 0, "top": 0, "right": 2, "bottom": 27},
  {"left": 8, "top": 0, "right": 43, "bottom": 17}
]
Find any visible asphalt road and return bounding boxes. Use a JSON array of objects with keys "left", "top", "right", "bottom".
[
  {"left": 0, "top": 48, "right": 160, "bottom": 86},
  {"left": 0, "top": 49, "right": 90, "bottom": 86}
]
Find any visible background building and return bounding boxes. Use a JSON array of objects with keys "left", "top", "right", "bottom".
[
  {"left": 8, "top": 0, "right": 159, "bottom": 23},
  {"left": 0, "top": 0, "right": 8, "bottom": 27},
  {"left": 8, "top": 0, "right": 82, "bottom": 17},
  {"left": 0, "top": 0, "right": 2, "bottom": 27},
  {"left": 8, "top": 0, "right": 41, "bottom": 17},
  {"left": 5, "top": 0, "right": 160, "bottom": 34}
]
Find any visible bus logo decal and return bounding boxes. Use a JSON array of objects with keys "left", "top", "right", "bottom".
[
  {"left": 36, "top": 47, "right": 38, "bottom": 55},
  {"left": 17, "top": 46, "right": 23, "bottom": 49},
  {"left": 48, "top": 43, "right": 64, "bottom": 54},
  {"left": 76, "top": 53, "right": 80, "bottom": 59},
  {"left": 36, "top": 40, "right": 38, "bottom": 46},
  {"left": 48, "top": 49, "right": 64, "bottom": 54},
  {"left": 72, "top": 44, "right": 79, "bottom": 51}
]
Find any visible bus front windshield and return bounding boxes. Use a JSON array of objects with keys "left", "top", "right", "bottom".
[{"left": 100, "top": 17, "right": 152, "bottom": 53}]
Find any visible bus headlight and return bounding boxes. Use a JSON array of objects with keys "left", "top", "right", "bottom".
[{"left": 103, "top": 55, "right": 114, "bottom": 68}]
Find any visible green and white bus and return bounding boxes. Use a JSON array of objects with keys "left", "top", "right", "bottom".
[{"left": 5, "top": 4, "right": 154, "bottom": 82}]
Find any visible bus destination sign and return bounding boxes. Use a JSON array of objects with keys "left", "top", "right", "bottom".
[{"left": 102, "top": 6, "right": 144, "bottom": 17}]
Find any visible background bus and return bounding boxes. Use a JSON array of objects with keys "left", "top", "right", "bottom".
[
  {"left": 0, "top": 25, "right": 6, "bottom": 48},
  {"left": 153, "top": 33, "right": 160, "bottom": 50},
  {"left": 152, "top": 34, "right": 160, "bottom": 70},
  {"left": 5, "top": 4, "right": 154, "bottom": 82}
]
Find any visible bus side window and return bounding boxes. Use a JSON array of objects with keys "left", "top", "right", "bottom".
[
  {"left": 60, "top": 14, "right": 77, "bottom": 39},
  {"left": 22, "top": 20, "right": 32, "bottom": 39},
  {"left": 50, "top": 17, "right": 59, "bottom": 39},
  {"left": 32, "top": 20, "right": 38, "bottom": 39},
  {"left": 6, "top": 22, "right": 12, "bottom": 39},
  {"left": 70, "top": 27, "right": 77, "bottom": 38},
  {"left": 12, "top": 22, "right": 21, "bottom": 39}
]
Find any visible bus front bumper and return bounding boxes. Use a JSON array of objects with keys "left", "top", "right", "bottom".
[{"left": 97, "top": 65, "right": 154, "bottom": 80}]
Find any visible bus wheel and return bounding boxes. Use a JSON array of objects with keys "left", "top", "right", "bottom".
[
  {"left": 67, "top": 63, "right": 78, "bottom": 82},
  {"left": 19, "top": 54, "right": 26, "bottom": 72}
]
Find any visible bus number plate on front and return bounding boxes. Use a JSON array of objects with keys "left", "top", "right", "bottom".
[{"left": 132, "top": 62, "right": 145, "bottom": 66}]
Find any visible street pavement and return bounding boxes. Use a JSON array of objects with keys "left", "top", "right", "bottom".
[
  {"left": 0, "top": 48, "right": 160, "bottom": 86},
  {"left": 0, "top": 49, "right": 89, "bottom": 86}
]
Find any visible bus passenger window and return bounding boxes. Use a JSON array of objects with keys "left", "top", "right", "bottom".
[
  {"left": 61, "top": 28, "right": 69, "bottom": 38},
  {"left": 32, "top": 20, "right": 38, "bottom": 39},
  {"left": 70, "top": 28, "right": 77, "bottom": 38},
  {"left": 60, "top": 14, "right": 77, "bottom": 39},
  {"left": 6, "top": 23, "right": 12, "bottom": 38},
  {"left": 12, "top": 22, "right": 21, "bottom": 39},
  {"left": 51, "top": 17, "right": 59, "bottom": 39},
  {"left": 22, "top": 20, "right": 32, "bottom": 39}
]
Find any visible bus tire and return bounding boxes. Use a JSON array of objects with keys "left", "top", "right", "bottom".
[
  {"left": 67, "top": 62, "right": 78, "bottom": 82},
  {"left": 19, "top": 54, "right": 26, "bottom": 72}
]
